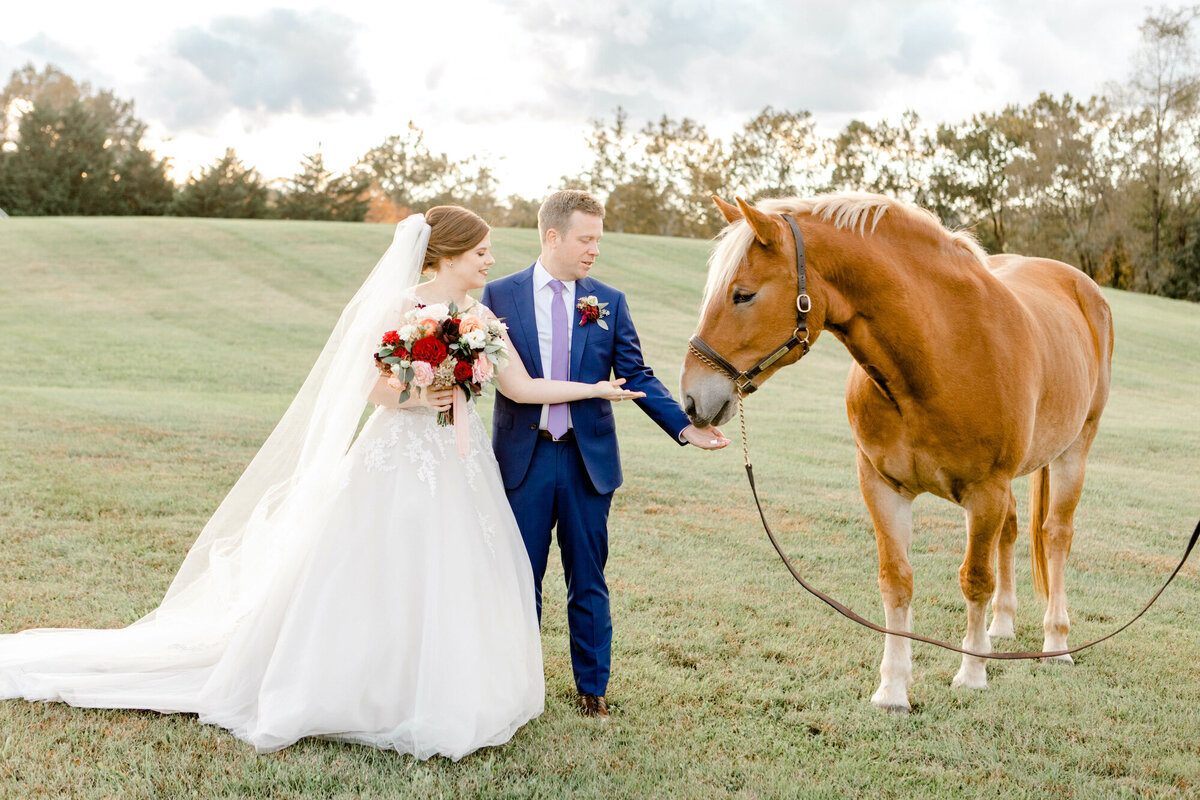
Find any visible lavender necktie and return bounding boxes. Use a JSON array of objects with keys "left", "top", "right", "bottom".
[{"left": 548, "top": 279, "right": 569, "bottom": 440}]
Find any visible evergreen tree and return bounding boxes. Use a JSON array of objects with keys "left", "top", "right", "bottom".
[
  {"left": 275, "top": 151, "right": 369, "bottom": 221},
  {"left": 0, "top": 63, "right": 174, "bottom": 216},
  {"left": 171, "top": 149, "right": 269, "bottom": 218}
]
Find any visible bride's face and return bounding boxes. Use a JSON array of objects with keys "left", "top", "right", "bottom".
[{"left": 442, "top": 234, "right": 495, "bottom": 290}]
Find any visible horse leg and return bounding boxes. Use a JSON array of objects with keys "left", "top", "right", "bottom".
[
  {"left": 987, "top": 488, "right": 1019, "bottom": 639},
  {"left": 857, "top": 448, "right": 916, "bottom": 712},
  {"left": 1041, "top": 427, "right": 1097, "bottom": 663},
  {"left": 952, "top": 485, "right": 1007, "bottom": 690}
]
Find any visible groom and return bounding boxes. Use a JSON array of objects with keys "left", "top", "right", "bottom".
[{"left": 482, "top": 190, "right": 728, "bottom": 719}]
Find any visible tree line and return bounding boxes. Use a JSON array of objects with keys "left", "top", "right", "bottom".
[
  {"left": 570, "top": 8, "right": 1200, "bottom": 300},
  {"left": 2, "top": 8, "right": 1197, "bottom": 300},
  {"left": 0, "top": 63, "right": 533, "bottom": 227}
]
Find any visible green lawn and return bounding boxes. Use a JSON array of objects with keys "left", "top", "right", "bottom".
[{"left": 0, "top": 217, "right": 1198, "bottom": 799}]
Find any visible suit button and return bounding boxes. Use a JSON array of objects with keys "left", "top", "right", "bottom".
[{"left": 529, "top": 424, "right": 537, "bottom": 430}]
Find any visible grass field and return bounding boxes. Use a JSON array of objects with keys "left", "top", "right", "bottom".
[{"left": 0, "top": 216, "right": 1198, "bottom": 799}]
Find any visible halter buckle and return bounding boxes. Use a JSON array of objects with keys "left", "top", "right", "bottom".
[
  {"left": 797, "top": 293, "right": 812, "bottom": 314},
  {"left": 735, "top": 375, "right": 758, "bottom": 395}
]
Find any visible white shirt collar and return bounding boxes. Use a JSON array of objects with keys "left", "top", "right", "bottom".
[{"left": 533, "top": 260, "right": 575, "bottom": 293}]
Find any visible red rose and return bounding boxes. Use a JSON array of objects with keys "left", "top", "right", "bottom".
[
  {"left": 412, "top": 336, "right": 448, "bottom": 364},
  {"left": 393, "top": 346, "right": 409, "bottom": 361},
  {"left": 381, "top": 330, "right": 401, "bottom": 346},
  {"left": 453, "top": 361, "right": 474, "bottom": 382}
]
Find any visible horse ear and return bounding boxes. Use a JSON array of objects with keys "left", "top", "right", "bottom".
[
  {"left": 712, "top": 195, "right": 742, "bottom": 224},
  {"left": 735, "top": 197, "right": 781, "bottom": 247}
]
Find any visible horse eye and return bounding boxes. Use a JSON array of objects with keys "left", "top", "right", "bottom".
[{"left": 732, "top": 289, "right": 756, "bottom": 305}]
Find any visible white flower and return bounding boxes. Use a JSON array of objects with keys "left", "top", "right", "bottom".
[
  {"left": 398, "top": 324, "right": 418, "bottom": 341},
  {"left": 421, "top": 302, "right": 450, "bottom": 322},
  {"left": 462, "top": 328, "right": 487, "bottom": 349}
]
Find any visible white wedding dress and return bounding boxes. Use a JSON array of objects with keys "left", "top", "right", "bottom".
[{"left": 0, "top": 218, "right": 544, "bottom": 760}]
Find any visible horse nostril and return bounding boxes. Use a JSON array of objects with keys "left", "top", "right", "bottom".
[{"left": 685, "top": 396, "right": 696, "bottom": 418}]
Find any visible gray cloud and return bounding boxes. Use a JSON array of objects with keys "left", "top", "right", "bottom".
[
  {"left": 495, "top": 0, "right": 959, "bottom": 127},
  {"left": 3, "top": 34, "right": 112, "bottom": 91},
  {"left": 148, "top": 8, "right": 373, "bottom": 129}
]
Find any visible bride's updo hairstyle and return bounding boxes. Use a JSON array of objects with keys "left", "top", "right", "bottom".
[{"left": 422, "top": 206, "right": 490, "bottom": 273}]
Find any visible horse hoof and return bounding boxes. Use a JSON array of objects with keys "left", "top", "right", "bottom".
[
  {"left": 951, "top": 670, "right": 988, "bottom": 690},
  {"left": 870, "top": 688, "right": 911, "bottom": 713},
  {"left": 871, "top": 698, "right": 911, "bottom": 714},
  {"left": 987, "top": 622, "right": 1015, "bottom": 640}
]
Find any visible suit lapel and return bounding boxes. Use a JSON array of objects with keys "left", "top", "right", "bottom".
[
  {"left": 508, "top": 266, "right": 543, "bottom": 379},
  {"left": 570, "top": 276, "right": 595, "bottom": 380}
]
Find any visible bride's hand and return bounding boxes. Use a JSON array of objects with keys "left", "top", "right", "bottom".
[
  {"left": 591, "top": 378, "right": 646, "bottom": 402},
  {"left": 416, "top": 386, "right": 456, "bottom": 413}
]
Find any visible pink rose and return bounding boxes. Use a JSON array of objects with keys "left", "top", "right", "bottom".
[
  {"left": 472, "top": 353, "right": 494, "bottom": 384},
  {"left": 411, "top": 360, "right": 435, "bottom": 388}
]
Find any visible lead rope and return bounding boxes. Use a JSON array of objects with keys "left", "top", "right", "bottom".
[{"left": 730, "top": 388, "right": 1200, "bottom": 661}]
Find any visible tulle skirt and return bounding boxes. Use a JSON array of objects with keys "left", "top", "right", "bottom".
[{"left": 0, "top": 405, "right": 544, "bottom": 760}]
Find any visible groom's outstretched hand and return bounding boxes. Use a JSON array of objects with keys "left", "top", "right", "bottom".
[{"left": 681, "top": 424, "right": 731, "bottom": 450}]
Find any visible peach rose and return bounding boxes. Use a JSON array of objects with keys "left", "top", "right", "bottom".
[
  {"left": 417, "top": 318, "right": 439, "bottom": 337},
  {"left": 472, "top": 353, "right": 494, "bottom": 384},
  {"left": 411, "top": 360, "right": 435, "bottom": 388},
  {"left": 458, "top": 316, "right": 483, "bottom": 334}
]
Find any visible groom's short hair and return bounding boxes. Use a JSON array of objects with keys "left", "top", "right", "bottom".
[{"left": 538, "top": 190, "right": 605, "bottom": 242}]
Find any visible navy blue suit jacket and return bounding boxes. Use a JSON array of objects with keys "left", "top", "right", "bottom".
[{"left": 481, "top": 265, "right": 690, "bottom": 495}]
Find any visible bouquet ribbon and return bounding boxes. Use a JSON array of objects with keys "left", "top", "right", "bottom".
[{"left": 454, "top": 388, "right": 470, "bottom": 458}]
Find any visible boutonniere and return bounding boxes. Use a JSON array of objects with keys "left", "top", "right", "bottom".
[{"left": 576, "top": 296, "right": 610, "bottom": 330}]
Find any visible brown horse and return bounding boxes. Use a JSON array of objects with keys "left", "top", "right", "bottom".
[{"left": 682, "top": 193, "right": 1113, "bottom": 711}]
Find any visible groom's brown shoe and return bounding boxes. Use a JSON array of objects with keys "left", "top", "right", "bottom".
[{"left": 578, "top": 693, "right": 610, "bottom": 720}]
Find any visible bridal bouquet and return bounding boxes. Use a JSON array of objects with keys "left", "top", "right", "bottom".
[{"left": 375, "top": 301, "right": 509, "bottom": 430}]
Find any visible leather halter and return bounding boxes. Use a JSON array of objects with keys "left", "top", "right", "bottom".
[{"left": 689, "top": 214, "right": 812, "bottom": 394}]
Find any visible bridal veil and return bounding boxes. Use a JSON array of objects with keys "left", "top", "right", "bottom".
[{"left": 0, "top": 215, "right": 430, "bottom": 700}]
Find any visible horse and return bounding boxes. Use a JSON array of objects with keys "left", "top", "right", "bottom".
[{"left": 681, "top": 192, "right": 1113, "bottom": 711}]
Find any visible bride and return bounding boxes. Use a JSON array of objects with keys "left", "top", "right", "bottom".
[{"left": 0, "top": 206, "right": 642, "bottom": 760}]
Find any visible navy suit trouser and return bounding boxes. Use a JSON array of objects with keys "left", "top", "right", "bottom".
[{"left": 507, "top": 435, "right": 614, "bottom": 697}]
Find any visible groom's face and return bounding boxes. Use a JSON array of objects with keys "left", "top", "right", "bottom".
[{"left": 545, "top": 211, "right": 603, "bottom": 282}]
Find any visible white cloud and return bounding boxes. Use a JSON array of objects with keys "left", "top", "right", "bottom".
[{"left": 0, "top": 0, "right": 1192, "bottom": 197}]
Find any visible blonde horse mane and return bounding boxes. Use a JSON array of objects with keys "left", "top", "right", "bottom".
[{"left": 702, "top": 192, "right": 989, "bottom": 309}]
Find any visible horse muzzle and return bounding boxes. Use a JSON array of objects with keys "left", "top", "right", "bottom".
[{"left": 681, "top": 365, "right": 739, "bottom": 428}]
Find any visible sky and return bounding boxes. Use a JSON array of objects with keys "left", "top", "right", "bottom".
[{"left": 0, "top": 0, "right": 1186, "bottom": 198}]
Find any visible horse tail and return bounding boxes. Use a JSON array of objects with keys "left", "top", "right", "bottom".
[{"left": 1029, "top": 465, "right": 1051, "bottom": 601}]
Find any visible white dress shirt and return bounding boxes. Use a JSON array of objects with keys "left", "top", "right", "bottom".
[{"left": 532, "top": 260, "right": 575, "bottom": 431}]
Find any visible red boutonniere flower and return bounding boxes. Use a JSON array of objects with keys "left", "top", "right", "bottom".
[{"left": 576, "top": 295, "right": 610, "bottom": 330}]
